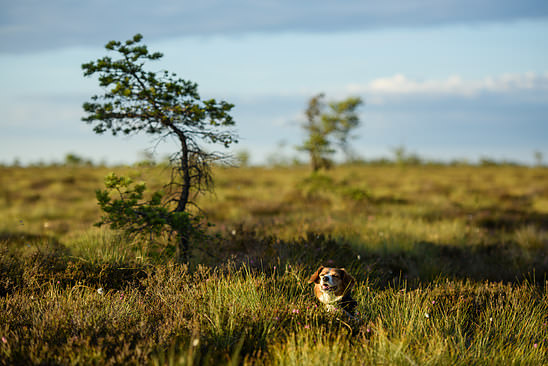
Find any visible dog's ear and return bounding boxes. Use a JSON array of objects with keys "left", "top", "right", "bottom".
[
  {"left": 308, "top": 266, "right": 324, "bottom": 284},
  {"left": 340, "top": 268, "right": 356, "bottom": 291}
]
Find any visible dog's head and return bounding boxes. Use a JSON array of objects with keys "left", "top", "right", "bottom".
[{"left": 308, "top": 266, "right": 355, "bottom": 296}]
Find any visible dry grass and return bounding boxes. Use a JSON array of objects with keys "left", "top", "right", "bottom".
[{"left": 1, "top": 163, "right": 547, "bottom": 364}]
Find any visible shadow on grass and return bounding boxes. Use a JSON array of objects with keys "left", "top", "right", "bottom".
[
  {"left": 0, "top": 230, "right": 149, "bottom": 296},
  {"left": 202, "top": 226, "right": 548, "bottom": 289},
  {"left": 473, "top": 207, "right": 548, "bottom": 231},
  {"left": 2, "top": 221, "right": 547, "bottom": 296}
]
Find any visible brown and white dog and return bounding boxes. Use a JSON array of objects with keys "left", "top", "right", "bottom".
[{"left": 308, "top": 266, "right": 357, "bottom": 316}]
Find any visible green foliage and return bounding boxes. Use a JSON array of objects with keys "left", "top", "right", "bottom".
[
  {"left": 64, "top": 153, "right": 92, "bottom": 166},
  {"left": 235, "top": 149, "right": 250, "bottom": 167},
  {"left": 298, "top": 93, "right": 363, "bottom": 171},
  {"left": 82, "top": 34, "right": 238, "bottom": 260},
  {"left": 81, "top": 33, "right": 236, "bottom": 143},
  {"left": 95, "top": 173, "right": 201, "bottom": 250},
  {"left": 391, "top": 145, "right": 423, "bottom": 166}
]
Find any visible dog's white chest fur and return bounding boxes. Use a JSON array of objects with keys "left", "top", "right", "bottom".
[{"left": 319, "top": 291, "right": 344, "bottom": 311}]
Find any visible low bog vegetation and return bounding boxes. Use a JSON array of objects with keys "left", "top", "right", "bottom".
[{"left": 1, "top": 164, "right": 547, "bottom": 364}]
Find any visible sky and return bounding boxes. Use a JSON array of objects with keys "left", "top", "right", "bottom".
[{"left": 1, "top": 0, "right": 547, "bottom": 165}]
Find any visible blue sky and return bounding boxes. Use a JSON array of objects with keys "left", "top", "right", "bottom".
[{"left": 1, "top": 0, "right": 547, "bottom": 165}]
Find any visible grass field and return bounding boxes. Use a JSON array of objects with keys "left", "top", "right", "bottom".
[{"left": 1, "top": 163, "right": 547, "bottom": 364}]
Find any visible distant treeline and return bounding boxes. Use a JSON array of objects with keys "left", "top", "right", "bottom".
[{"left": 3, "top": 149, "right": 545, "bottom": 168}]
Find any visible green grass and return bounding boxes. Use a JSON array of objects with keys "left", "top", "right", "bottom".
[{"left": 1, "top": 163, "right": 547, "bottom": 364}]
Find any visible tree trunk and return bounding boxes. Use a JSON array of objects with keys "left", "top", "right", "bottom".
[
  {"left": 311, "top": 152, "right": 319, "bottom": 172},
  {"left": 177, "top": 234, "right": 189, "bottom": 263},
  {"left": 175, "top": 132, "right": 191, "bottom": 262},
  {"left": 176, "top": 133, "right": 190, "bottom": 213}
]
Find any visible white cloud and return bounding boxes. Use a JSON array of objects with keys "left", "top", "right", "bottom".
[{"left": 347, "top": 72, "right": 548, "bottom": 102}]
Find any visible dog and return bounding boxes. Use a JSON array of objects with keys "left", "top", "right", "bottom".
[{"left": 308, "top": 266, "right": 357, "bottom": 316}]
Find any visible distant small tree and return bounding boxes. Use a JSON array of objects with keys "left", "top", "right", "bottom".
[
  {"left": 235, "top": 149, "right": 250, "bottom": 167},
  {"left": 82, "top": 34, "right": 237, "bottom": 261},
  {"left": 65, "top": 153, "right": 83, "bottom": 166},
  {"left": 534, "top": 150, "right": 543, "bottom": 166},
  {"left": 391, "top": 145, "right": 422, "bottom": 166},
  {"left": 65, "top": 153, "right": 92, "bottom": 166},
  {"left": 298, "top": 93, "right": 363, "bottom": 171}
]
